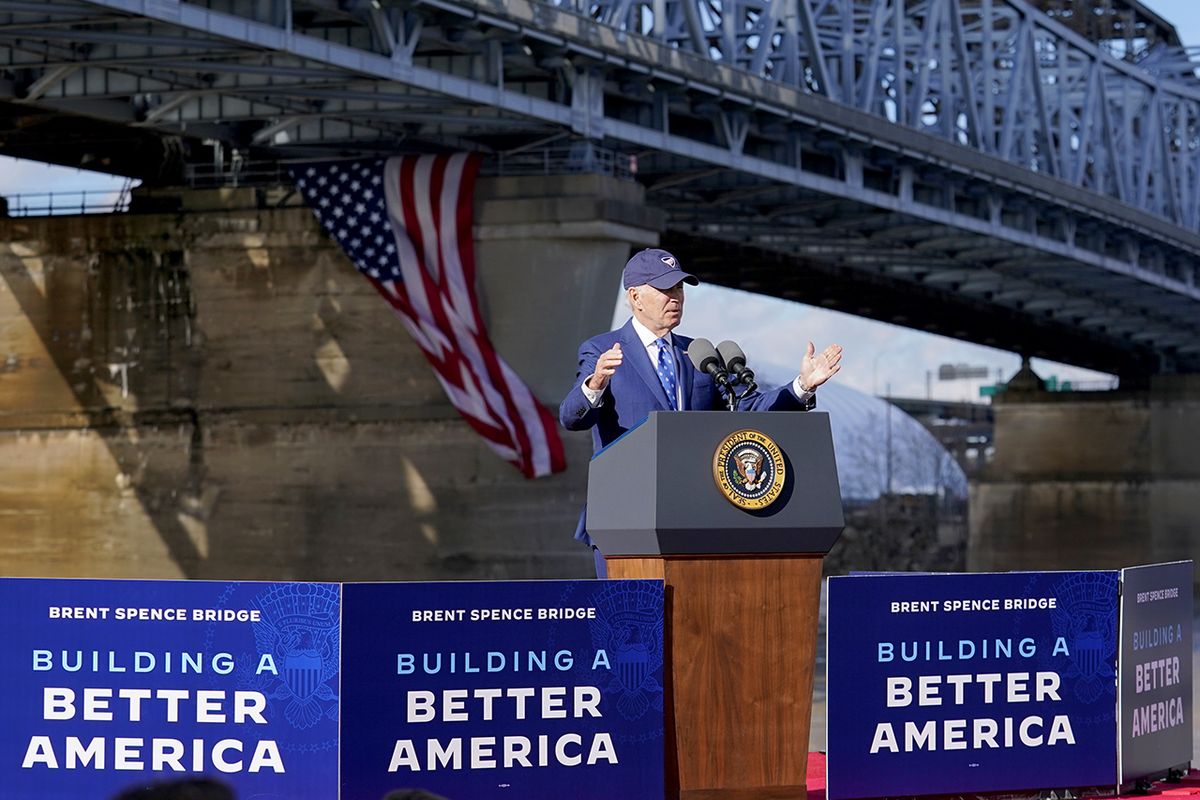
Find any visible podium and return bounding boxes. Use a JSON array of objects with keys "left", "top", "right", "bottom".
[{"left": 588, "top": 411, "right": 844, "bottom": 799}]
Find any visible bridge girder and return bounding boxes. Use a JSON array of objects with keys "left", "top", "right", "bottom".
[{"left": 0, "top": 0, "right": 1196, "bottom": 374}]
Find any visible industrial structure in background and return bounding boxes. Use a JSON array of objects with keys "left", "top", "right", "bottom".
[{"left": 0, "top": 0, "right": 1196, "bottom": 584}]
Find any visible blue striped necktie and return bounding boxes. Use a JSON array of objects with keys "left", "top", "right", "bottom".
[{"left": 654, "top": 338, "right": 678, "bottom": 410}]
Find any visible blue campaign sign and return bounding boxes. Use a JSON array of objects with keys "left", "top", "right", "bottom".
[
  {"left": 827, "top": 571, "right": 1119, "bottom": 799},
  {"left": 0, "top": 578, "right": 340, "bottom": 800},
  {"left": 340, "top": 579, "right": 664, "bottom": 800},
  {"left": 1119, "top": 561, "right": 1194, "bottom": 785}
]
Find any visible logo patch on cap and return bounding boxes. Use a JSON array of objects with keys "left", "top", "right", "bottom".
[{"left": 660, "top": 255, "right": 678, "bottom": 269}]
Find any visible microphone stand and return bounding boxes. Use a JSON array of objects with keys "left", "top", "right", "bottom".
[
  {"left": 722, "top": 380, "right": 738, "bottom": 411},
  {"left": 708, "top": 367, "right": 738, "bottom": 411},
  {"left": 715, "top": 340, "right": 757, "bottom": 408}
]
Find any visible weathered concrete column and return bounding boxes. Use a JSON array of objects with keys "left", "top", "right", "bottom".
[
  {"left": 969, "top": 369, "right": 1200, "bottom": 585},
  {"left": 473, "top": 174, "right": 662, "bottom": 405},
  {"left": 0, "top": 183, "right": 651, "bottom": 583},
  {"left": 1148, "top": 375, "right": 1200, "bottom": 563}
]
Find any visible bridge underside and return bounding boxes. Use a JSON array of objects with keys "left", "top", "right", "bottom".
[
  {"left": 662, "top": 230, "right": 1154, "bottom": 383},
  {"left": 0, "top": 99, "right": 186, "bottom": 179},
  {"left": 636, "top": 150, "right": 1192, "bottom": 379},
  {"left": 0, "top": 0, "right": 1198, "bottom": 378}
]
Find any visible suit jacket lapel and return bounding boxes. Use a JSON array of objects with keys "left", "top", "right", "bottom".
[
  {"left": 620, "top": 319, "right": 672, "bottom": 410},
  {"left": 676, "top": 339, "right": 695, "bottom": 411}
]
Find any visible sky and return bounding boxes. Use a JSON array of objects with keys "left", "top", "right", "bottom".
[
  {"left": 1142, "top": 1, "right": 1200, "bottom": 44},
  {"left": 0, "top": 156, "right": 136, "bottom": 196},
  {"left": 0, "top": 1, "right": 1195, "bottom": 400}
]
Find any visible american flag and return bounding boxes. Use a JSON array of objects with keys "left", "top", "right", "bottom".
[{"left": 292, "top": 154, "right": 565, "bottom": 478}]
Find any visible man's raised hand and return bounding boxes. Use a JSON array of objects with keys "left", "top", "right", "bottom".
[
  {"left": 586, "top": 343, "right": 623, "bottom": 391},
  {"left": 799, "top": 341, "right": 843, "bottom": 392}
]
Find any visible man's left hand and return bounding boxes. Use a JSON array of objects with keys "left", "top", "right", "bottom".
[{"left": 799, "top": 342, "right": 843, "bottom": 392}]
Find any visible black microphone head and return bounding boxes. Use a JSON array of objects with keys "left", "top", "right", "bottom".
[
  {"left": 716, "top": 340, "right": 747, "bottom": 372},
  {"left": 687, "top": 338, "right": 724, "bottom": 375}
]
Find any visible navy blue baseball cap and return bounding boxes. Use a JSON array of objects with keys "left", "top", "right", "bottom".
[{"left": 622, "top": 248, "right": 699, "bottom": 290}]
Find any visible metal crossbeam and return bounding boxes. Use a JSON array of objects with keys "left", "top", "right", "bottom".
[
  {"left": 560, "top": 0, "right": 1200, "bottom": 228},
  {"left": 0, "top": 0, "right": 1196, "bottom": 374}
]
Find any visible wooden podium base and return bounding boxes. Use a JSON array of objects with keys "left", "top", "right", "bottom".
[
  {"left": 606, "top": 555, "right": 822, "bottom": 799},
  {"left": 674, "top": 787, "right": 807, "bottom": 800}
]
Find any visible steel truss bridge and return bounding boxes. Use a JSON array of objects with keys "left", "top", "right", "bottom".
[{"left": 0, "top": 0, "right": 1198, "bottom": 379}]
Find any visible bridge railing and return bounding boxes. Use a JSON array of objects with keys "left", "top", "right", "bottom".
[
  {"left": 488, "top": 145, "right": 636, "bottom": 181},
  {"left": 1045, "top": 378, "right": 1122, "bottom": 392},
  {"left": 0, "top": 145, "right": 636, "bottom": 218},
  {"left": 981, "top": 376, "right": 1122, "bottom": 396},
  {"left": 0, "top": 188, "right": 134, "bottom": 218},
  {"left": 180, "top": 145, "right": 636, "bottom": 189},
  {"left": 184, "top": 161, "right": 290, "bottom": 189}
]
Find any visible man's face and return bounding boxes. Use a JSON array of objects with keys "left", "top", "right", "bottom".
[{"left": 629, "top": 281, "right": 685, "bottom": 335}]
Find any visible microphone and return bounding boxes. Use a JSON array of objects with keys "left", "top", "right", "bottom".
[
  {"left": 716, "top": 340, "right": 757, "bottom": 395},
  {"left": 687, "top": 338, "right": 727, "bottom": 382},
  {"left": 688, "top": 338, "right": 736, "bottom": 410}
]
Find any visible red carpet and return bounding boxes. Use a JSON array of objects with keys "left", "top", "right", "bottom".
[
  {"left": 1084, "top": 772, "right": 1200, "bottom": 799},
  {"left": 804, "top": 753, "right": 1200, "bottom": 799},
  {"left": 807, "top": 752, "right": 826, "bottom": 798}
]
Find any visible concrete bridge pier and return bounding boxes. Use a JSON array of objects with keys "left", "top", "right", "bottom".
[
  {"left": 474, "top": 173, "right": 662, "bottom": 403},
  {"left": 969, "top": 367, "right": 1200, "bottom": 583},
  {"left": 0, "top": 173, "right": 659, "bottom": 583}
]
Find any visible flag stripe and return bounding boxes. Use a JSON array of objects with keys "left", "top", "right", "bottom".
[
  {"left": 292, "top": 155, "right": 566, "bottom": 478},
  {"left": 413, "top": 157, "right": 538, "bottom": 473},
  {"left": 439, "top": 155, "right": 476, "bottom": 332},
  {"left": 398, "top": 157, "right": 517, "bottom": 445}
]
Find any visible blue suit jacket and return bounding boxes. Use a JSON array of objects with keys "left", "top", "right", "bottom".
[{"left": 559, "top": 319, "right": 814, "bottom": 543}]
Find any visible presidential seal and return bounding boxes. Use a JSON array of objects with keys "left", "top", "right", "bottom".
[{"left": 713, "top": 429, "right": 786, "bottom": 509}]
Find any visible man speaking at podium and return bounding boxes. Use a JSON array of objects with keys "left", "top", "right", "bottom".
[{"left": 559, "top": 247, "right": 843, "bottom": 574}]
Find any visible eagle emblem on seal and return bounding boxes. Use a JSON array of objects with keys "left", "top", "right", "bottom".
[{"left": 733, "top": 447, "right": 766, "bottom": 491}]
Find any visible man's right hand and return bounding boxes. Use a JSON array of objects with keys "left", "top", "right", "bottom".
[{"left": 585, "top": 343, "right": 623, "bottom": 391}]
